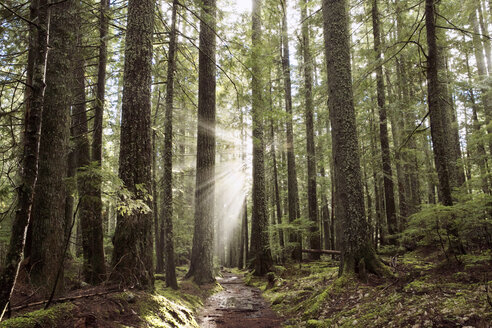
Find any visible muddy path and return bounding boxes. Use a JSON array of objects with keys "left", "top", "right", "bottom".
[{"left": 197, "top": 272, "right": 283, "bottom": 328}]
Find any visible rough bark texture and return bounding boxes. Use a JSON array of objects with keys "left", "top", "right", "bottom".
[
  {"left": 270, "top": 119, "right": 284, "bottom": 249},
  {"left": 426, "top": 0, "right": 454, "bottom": 206},
  {"left": 371, "top": 0, "right": 397, "bottom": 241},
  {"left": 111, "top": 0, "right": 155, "bottom": 289},
  {"left": 186, "top": 0, "right": 216, "bottom": 285},
  {"left": 152, "top": 96, "right": 162, "bottom": 274},
  {"left": 0, "top": 0, "right": 50, "bottom": 317},
  {"left": 72, "top": 11, "right": 106, "bottom": 284},
  {"left": 85, "top": 0, "right": 110, "bottom": 284},
  {"left": 281, "top": 0, "right": 302, "bottom": 261},
  {"left": 250, "top": 0, "right": 273, "bottom": 276},
  {"left": 300, "top": 0, "right": 321, "bottom": 258},
  {"left": 322, "top": 0, "right": 385, "bottom": 276},
  {"left": 162, "top": 0, "right": 178, "bottom": 289},
  {"left": 29, "top": 0, "right": 75, "bottom": 295}
]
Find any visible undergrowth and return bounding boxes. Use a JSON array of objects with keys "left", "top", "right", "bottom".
[{"left": 255, "top": 251, "right": 491, "bottom": 328}]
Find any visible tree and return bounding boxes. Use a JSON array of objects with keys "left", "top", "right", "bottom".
[
  {"left": 28, "top": 0, "right": 76, "bottom": 294},
  {"left": 300, "top": 0, "right": 321, "bottom": 257},
  {"left": 186, "top": 0, "right": 217, "bottom": 285},
  {"left": 161, "top": 0, "right": 179, "bottom": 289},
  {"left": 0, "top": 0, "right": 50, "bottom": 317},
  {"left": 322, "top": 0, "right": 387, "bottom": 276},
  {"left": 250, "top": 0, "right": 273, "bottom": 276},
  {"left": 85, "top": 0, "right": 110, "bottom": 284},
  {"left": 425, "top": 0, "right": 455, "bottom": 207},
  {"left": 72, "top": 4, "right": 106, "bottom": 284},
  {"left": 111, "top": 0, "right": 155, "bottom": 289},
  {"left": 371, "top": 0, "right": 397, "bottom": 241},
  {"left": 280, "top": 0, "right": 302, "bottom": 261}
]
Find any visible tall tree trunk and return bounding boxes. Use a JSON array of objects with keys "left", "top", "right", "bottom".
[
  {"left": 323, "top": 0, "right": 387, "bottom": 276},
  {"left": 85, "top": 0, "right": 110, "bottom": 284},
  {"left": 270, "top": 107, "right": 284, "bottom": 249},
  {"left": 470, "top": 7, "right": 492, "bottom": 156},
  {"left": 239, "top": 110, "right": 248, "bottom": 269},
  {"left": 300, "top": 0, "right": 321, "bottom": 258},
  {"left": 0, "top": 0, "right": 50, "bottom": 317},
  {"left": 465, "top": 50, "right": 490, "bottom": 194},
  {"left": 371, "top": 0, "right": 397, "bottom": 241},
  {"left": 186, "top": 0, "right": 216, "bottom": 284},
  {"left": 426, "top": 0, "right": 455, "bottom": 206},
  {"left": 153, "top": 91, "right": 163, "bottom": 274},
  {"left": 250, "top": 0, "right": 273, "bottom": 276},
  {"left": 111, "top": 0, "right": 155, "bottom": 288},
  {"left": 28, "top": 0, "right": 75, "bottom": 295},
  {"left": 426, "top": 0, "right": 465, "bottom": 255},
  {"left": 72, "top": 28, "right": 96, "bottom": 284},
  {"left": 162, "top": 0, "right": 178, "bottom": 289},
  {"left": 281, "top": 0, "right": 302, "bottom": 261}
]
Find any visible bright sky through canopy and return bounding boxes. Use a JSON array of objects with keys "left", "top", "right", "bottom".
[{"left": 232, "top": 0, "right": 252, "bottom": 13}]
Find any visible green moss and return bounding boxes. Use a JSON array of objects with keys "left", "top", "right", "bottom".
[
  {"left": 137, "top": 293, "right": 198, "bottom": 328},
  {"left": 306, "top": 319, "right": 331, "bottom": 328},
  {"left": 0, "top": 303, "right": 75, "bottom": 328}
]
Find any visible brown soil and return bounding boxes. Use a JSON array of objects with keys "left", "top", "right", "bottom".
[{"left": 197, "top": 272, "right": 283, "bottom": 328}]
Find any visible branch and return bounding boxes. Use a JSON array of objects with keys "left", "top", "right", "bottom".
[{"left": 0, "top": 3, "right": 40, "bottom": 28}]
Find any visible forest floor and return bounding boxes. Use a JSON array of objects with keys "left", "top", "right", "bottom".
[
  {"left": 247, "top": 249, "right": 492, "bottom": 328},
  {"left": 1, "top": 249, "right": 491, "bottom": 327},
  {"left": 197, "top": 271, "right": 283, "bottom": 328}
]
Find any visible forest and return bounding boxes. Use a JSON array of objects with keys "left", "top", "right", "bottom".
[{"left": 0, "top": 0, "right": 491, "bottom": 327}]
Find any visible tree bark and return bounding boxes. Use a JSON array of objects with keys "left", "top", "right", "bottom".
[
  {"left": 323, "top": 0, "right": 387, "bottom": 276},
  {"left": 249, "top": 0, "right": 273, "bottom": 276},
  {"left": 372, "top": 0, "right": 397, "bottom": 242},
  {"left": 86, "top": 0, "right": 110, "bottom": 285},
  {"left": 280, "top": 0, "right": 302, "bottom": 261},
  {"left": 300, "top": 0, "right": 321, "bottom": 259},
  {"left": 186, "top": 0, "right": 217, "bottom": 285},
  {"left": 29, "top": 0, "right": 75, "bottom": 295},
  {"left": 0, "top": 0, "right": 50, "bottom": 317},
  {"left": 111, "top": 0, "right": 155, "bottom": 289},
  {"left": 426, "top": 0, "right": 455, "bottom": 206},
  {"left": 162, "top": 0, "right": 179, "bottom": 289}
]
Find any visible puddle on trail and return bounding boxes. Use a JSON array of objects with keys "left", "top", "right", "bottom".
[{"left": 197, "top": 272, "right": 283, "bottom": 328}]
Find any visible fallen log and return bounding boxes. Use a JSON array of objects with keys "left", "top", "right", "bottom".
[{"left": 301, "top": 249, "right": 341, "bottom": 255}]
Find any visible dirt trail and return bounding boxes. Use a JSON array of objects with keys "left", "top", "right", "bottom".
[{"left": 197, "top": 272, "right": 283, "bottom": 328}]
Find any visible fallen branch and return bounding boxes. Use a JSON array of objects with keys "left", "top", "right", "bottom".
[
  {"left": 301, "top": 249, "right": 341, "bottom": 255},
  {"left": 10, "top": 289, "right": 121, "bottom": 312}
]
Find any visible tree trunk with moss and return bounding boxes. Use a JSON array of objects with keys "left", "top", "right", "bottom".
[
  {"left": 186, "top": 0, "right": 216, "bottom": 285},
  {"left": 86, "top": 0, "right": 110, "bottom": 284},
  {"left": 322, "top": 0, "right": 387, "bottom": 276},
  {"left": 280, "top": 0, "right": 302, "bottom": 261},
  {"left": 425, "top": 0, "right": 455, "bottom": 206},
  {"left": 111, "top": 0, "right": 155, "bottom": 289},
  {"left": 28, "top": 0, "right": 76, "bottom": 295},
  {"left": 72, "top": 8, "right": 106, "bottom": 284},
  {"left": 300, "top": 0, "right": 321, "bottom": 259},
  {"left": 161, "top": 0, "right": 179, "bottom": 289},
  {"left": 372, "top": 0, "right": 397, "bottom": 242},
  {"left": 0, "top": 0, "right": 50, "bottom": 317},
  {"left": 249, "top": 0, "right": 273, "bottom": 276}
]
